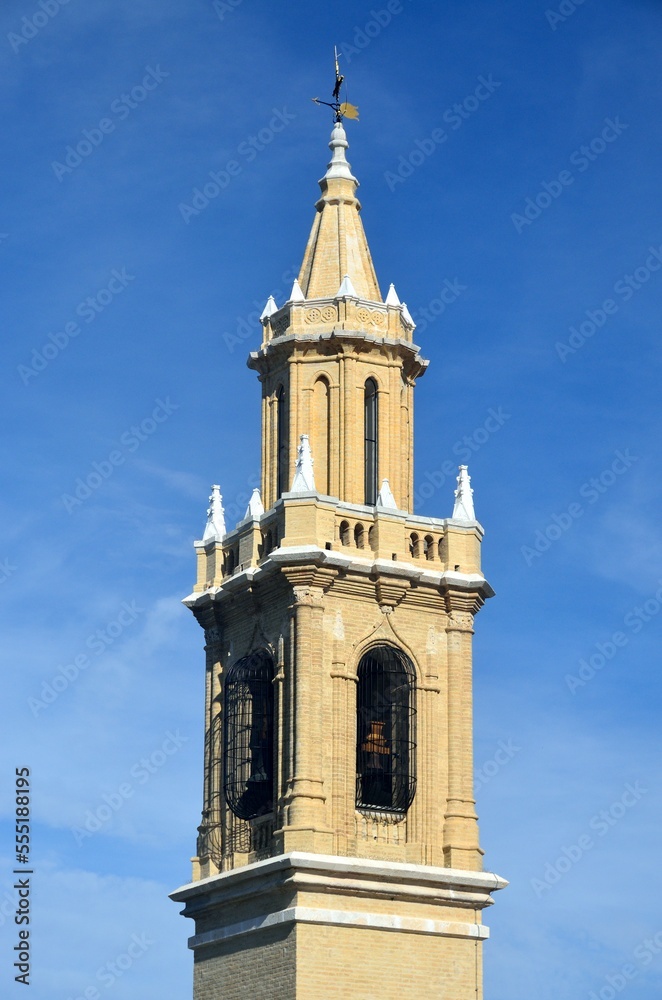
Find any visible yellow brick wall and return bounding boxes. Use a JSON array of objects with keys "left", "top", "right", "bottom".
[
  {"left": 296, "top": 924, "right": 482, "bottom": 1000},
  {"left": 193, "top": 925, "right": 297, "bottom": 1000}
]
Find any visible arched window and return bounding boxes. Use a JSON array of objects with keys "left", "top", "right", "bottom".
[
  {"left": 340, "top": 520, "right": 351, "bottom": 546},
  {"left": 409, "top": 532, "right": 420, "bottom": 559},
  {"left": 364, "top": 378, "right": 378, "bottom": 505},
  {"left": 223, "top": 649, "right": 274, "bottom": 820},
  {"left": 356, "top": 645, "right": 416, "bottom": 814},
  {"left": 276, "top": 385, "right": 289, "bottom": 499},
  {"left": 424, "top": 535, "right": 434, "bottom": 561},
  {"left": 312, "top": 376, "right": 331, "bottom": 495},
  {"left": 354, "top": 523, "right": 365, "bottom": 549}
]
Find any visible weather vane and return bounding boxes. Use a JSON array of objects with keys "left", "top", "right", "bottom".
[{"left": 312, "top": 46, "right": 359, "bottom": 123}]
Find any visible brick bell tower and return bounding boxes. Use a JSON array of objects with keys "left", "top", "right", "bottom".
[{"left": 171, "top": 103, "right": 506, "bottom": 999}]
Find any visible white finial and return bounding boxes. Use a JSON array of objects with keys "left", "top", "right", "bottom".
[
  {"left": 401, "top": 302, "right": 416, "bottom": 328},
  {"left": 377, "top": 478, "right": 397, "bottom": 509},
  {"left": 337, "top": 273, "right": 358, "bottom": 298},
  {"left": 244, "top": 488, "right": 264, "bottom": 520},
  {"left": 289, "top": 279, "right": 305, "bottom": 302},
  {"left": 452, "top": 466, "right": 476, "bottom": 521},
  {"left": 202, "top": 484, "right": 226, "bottom": 542},
  {"left": 291, "top": 434, "right": 316, "bottom": 492},
  {"left": 260, "top": 295, "right": 278, "bottom": 321},
  {"left": 322, "top": 122, "right": 358, "bottom": 183},
  {"left": 385, "top": 283, "right": 401, "bottom": 307}
]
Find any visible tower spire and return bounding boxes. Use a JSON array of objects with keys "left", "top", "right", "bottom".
[{"left": 297, "top": 120, "right": 380, "bottom": 300}]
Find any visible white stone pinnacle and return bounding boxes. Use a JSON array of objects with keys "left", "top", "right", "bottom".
[
  {"left": 202, "top": 484, "right": 226, "bottom": 542},
  {"left": 244, "top": 488, "right": 264, "bottom": 520},
  {"left": 322, "top": 122, "right": 358, "bottom": 183},
  {"left": 291, "top": 434, "right": 316, "bottom": 492},
  {"left": 377, "top": 478, "right": 397, "bottom": 509},
  {"left": 289, "top": 279, "right": 305, "bottom": 302},
  {"left": 337, "top": 273, "right": 358, "bottom": 298},
  {"left": 385, "top": 283, "right": 401, "bottom": 307},
  {"left": 401, "top": 302, "right": 415, "bottom": 328},
  {"left": 260, "top": 295, "right": 278, "bottom": 321},
  {"left": 452, "top": 465, "right": 476, "bottom": 521}
]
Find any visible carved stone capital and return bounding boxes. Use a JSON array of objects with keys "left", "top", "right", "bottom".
[
  {"left": 445, "top": 609, "right": 474, "bottom": 632},
  {"left": 290, "top": 584, "right": 326, "bottom": 609}
]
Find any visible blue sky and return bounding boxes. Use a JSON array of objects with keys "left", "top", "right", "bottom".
[{"left": 1, "top": 0, "right": 661, "bottom": 997}]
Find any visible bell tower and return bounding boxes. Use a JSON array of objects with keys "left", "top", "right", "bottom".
[{"left": 171, "top": 96, "right": 505, "bottom": 1000}]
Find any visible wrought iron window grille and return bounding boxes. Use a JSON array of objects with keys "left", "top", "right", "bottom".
[
  {"left": 223, "top": 649, "right": 275, "bottom": 821},
  {"left": 356, "top": 644, "right": 416, "bottom": 815}
]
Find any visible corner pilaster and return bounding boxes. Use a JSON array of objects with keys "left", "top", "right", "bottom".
[{"left": 443, "top": 602, "right": 482, "bottom": 870}]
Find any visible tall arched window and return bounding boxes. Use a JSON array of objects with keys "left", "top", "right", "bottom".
[
  {"left": 356, "top": 645, "right": 416, "bottom": 814},
  {"left": 223, "top": 649, "right": 274, "bottom": 820},
  {"left": 312, "top": 377, "right": 331, "bottom": 494},
  {"left": 364, "top": 378, "right": 378, "bottom": 505},
  {"left": 276, "top": 385, "right": 288, "bottom": 498}
]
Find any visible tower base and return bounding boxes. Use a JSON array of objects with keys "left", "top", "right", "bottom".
[{"left": 171, "top": 852, "right": 506, "bottom": 1000}]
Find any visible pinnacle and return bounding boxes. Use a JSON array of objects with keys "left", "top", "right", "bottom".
[
  {"left": 452, "top": 466, "right": 476, "bottom": 521},
  {"left": 202, "top": 484, "right": 226, "bottom": 542},
  {"left": 291, "top": 434, "right": 316, "bottom": 492}
]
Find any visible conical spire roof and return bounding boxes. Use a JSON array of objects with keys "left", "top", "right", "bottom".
[{"left": 297, "top": 123, "right": 382, "bottom": 302}]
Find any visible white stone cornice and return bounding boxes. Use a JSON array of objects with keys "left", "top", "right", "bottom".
[
  {"left": 183, "top": 546, "right": 494, "bottom": 604},
  {"left": 171, "top": 851, "right": 507, "bottom": 912}
]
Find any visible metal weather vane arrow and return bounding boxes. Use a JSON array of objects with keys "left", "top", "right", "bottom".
[{"left": 312, "top": 46, "right": 360, "bottom": 123}]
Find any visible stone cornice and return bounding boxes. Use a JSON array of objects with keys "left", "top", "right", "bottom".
[
  {"left": 183, "top": 546, "right": 494, "bottom": 611},
  {"left": 171, "top": 851, "right": 506, "bottom": 913},
  {"left": 248, "top": 327, "right": 428, "bottom": 382}
]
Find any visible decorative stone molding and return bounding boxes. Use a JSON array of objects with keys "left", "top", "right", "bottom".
[{"left": 446, "top": 610, "right": 474, "bottom": 632}]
